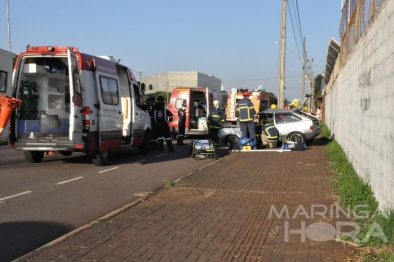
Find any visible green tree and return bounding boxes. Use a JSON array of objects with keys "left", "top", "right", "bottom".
[
  {"left": 314, "top": 74, "right": 323, "bottom": 95},
  {"left": 12, "top": 53, "right": 17, "bottom": 66}
]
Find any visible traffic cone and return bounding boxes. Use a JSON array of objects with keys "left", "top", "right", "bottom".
[{"left": 0, "top": 95, "right": 22, "bottom": 135}]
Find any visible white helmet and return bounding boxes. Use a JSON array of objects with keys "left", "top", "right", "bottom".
[{"left": 213, "top": 100, "right": 220, "bottom": 108}]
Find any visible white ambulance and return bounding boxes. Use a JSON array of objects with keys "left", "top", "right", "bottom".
[{"left": 0, "top": 46, "right": 151, "bottom": 166}]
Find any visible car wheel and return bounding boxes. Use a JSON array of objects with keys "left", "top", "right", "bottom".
[
  {"left": 24, "top": 151, "right": 44, "bottom": 163},
  {"left": 287, "top": 132, "right": 306, "bottom": 144},
  {"left": 227, "top": 135, "right": 239, "bottom": 150},
  {"left": 91, "top": 150, "right": 110, "bottom": 166}
]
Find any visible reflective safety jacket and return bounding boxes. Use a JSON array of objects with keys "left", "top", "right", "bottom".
[
  {"left": 262, "top": 123, "right": 279, "bottom": 139},
  {"left": 151, "top": 107, "right": 173, "bottom": 123},
  {"left": 178, "top": 108, "right": 186, "bottom": 125},
  {"left": 235, "top": 98, "right": 256, "bottom": 122},
  {"left": 255, "top": 121, "right": 262, "bottom": 137},
  {"left": 207, "top": 108, "right": 226, "bottom": 128}
]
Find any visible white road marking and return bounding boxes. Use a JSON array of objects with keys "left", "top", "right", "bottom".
[
  {"left": 98, "top": 167, "right": 119, "bottom": 173},
  {"left": 156, "top": 154, "right": 166, "bottom": 157},
  {"left": 57, "top": 177, "right": 84, "bottom": 185},
  {"left": 133, "top": 159, "right": 146, "bottom": 163},
  {"left": 0, "top": 191, "right": 33, "bottom": 201}
]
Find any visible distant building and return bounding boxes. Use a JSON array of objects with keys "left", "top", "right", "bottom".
[{"left": 142, "top": 71, "right": 221, "bottom": 95}]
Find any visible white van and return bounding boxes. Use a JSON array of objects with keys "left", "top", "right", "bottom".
[{"left": 0, "top": 46, "right": 151, "bottom": 166}]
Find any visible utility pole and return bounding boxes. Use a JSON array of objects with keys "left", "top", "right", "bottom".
[
  {"left": 301, "top": 37, "right": 306, "bottom": 97},
  {"left": 7, "top": 0, "right": 11, "bottom": 52},
  {"left": 307, "top": 57, "right": 314, "bottom": 111},
  {"left": 277, "top": 0, "right": 287, "bottom": 109}
]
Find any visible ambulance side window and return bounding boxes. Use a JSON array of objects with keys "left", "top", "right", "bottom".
[
  {"left": 73, "top": 70, "right": 82, "bottom": 93},
  {"left": 175, "top": 99, "right": 184, "bottom": 109},
  {"left": 0, "top": 71, "right": 6, "bottom": 93},
  {"left": 133, "top": 84, "right": 143, "bottom": 108},
  {"left": 100, "top": 76, "right": 119, "bottom": 105}
]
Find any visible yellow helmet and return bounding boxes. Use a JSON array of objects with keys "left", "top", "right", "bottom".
[{"left": 271, "top": 104, "right": 277, "bottom": 109}]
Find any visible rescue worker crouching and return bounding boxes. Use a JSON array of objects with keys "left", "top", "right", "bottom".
[
  {"left": 177, "top": 100, "right": 187, "bottom": 146},
  {"left": 150, "top": 96, "right": 175, "bottom": 152},
  {"left": 207, "top": 100, "right": 225, "bottom": 147},
  {"left": 261, "top": 116, "right": 279, "bottom": 148},
  {"left": 235, "top": 91, "right": 256, "bottom": 145}
]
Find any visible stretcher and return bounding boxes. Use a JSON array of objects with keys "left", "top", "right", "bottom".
[{"left": 189, "top": 139, "right": 217, "bottom": 160}]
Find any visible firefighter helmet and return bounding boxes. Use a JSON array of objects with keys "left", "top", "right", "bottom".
[
  {"left": 243, "top": 91, "right": 251, "bottom": 96},
  {"left": 271, "top": 104, "right": 277, "bottom": 108},
  {"left": 213, "top": 99, "right": 220, "bottom": 107}
]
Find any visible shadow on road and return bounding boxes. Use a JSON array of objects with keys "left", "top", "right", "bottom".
[
  {"left": 39, "top": 138, "right": 231, "bottom": 167},
  {"left": 0, "top": 221, "right": 71, "bottom": 262}
]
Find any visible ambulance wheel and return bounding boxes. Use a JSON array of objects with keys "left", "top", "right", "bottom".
[
  {"left": 24, "top": 151, "right": 44, "bottom": 163},
  {"left": 227, "top": 135, "right": 239, "bottom": 150},
  {"left": 59, "top": 151, "right": 72, "bottom": 156},
  {"left": 91, "top": 150, "right": 110, "bottom": 166},
  {"left": 139, "top": 132, "right": 150, "bottom": 155}
]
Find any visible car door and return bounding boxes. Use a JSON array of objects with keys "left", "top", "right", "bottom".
[
  {"left": 0, "top": 48, "right": 14, "bottom": 140},
  {"left": 68, "top": 48, "right": 83, "bottom": 143},
  {"left": 93, "top": 58, "right": 122, "bottom": 150}
]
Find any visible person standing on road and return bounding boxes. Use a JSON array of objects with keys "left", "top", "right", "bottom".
[
  {"left": 261, "top": 118, "right": 279, "bottom": 148},
  {"left": 148, "top": 97, "right": 158, "bottom": 149},
  {"left": 235, "top": 91, "right": 256, "bottom": 139},
  {"left": 150, "top": 96, "right": 175, "bottom": 152},
  {"left": 177, "top": 100, "right": 187, "bottom": 145},
  {"left": 207, "top": 100, "right": 226, "bottom": 147},
  {"left": 316, "top": 107, "right": 322, "bottom": 120}
]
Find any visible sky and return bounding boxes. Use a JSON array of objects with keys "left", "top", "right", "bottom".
[{"left": 0, "top": 0, "right": 342, "bottom": 101}]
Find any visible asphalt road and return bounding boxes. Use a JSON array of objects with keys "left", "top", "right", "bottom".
[{"left": 0, "top": 140, "right": 227, "bottom": 262}]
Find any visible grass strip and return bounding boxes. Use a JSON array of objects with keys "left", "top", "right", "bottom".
[{"left": 321, "top": 124, "right": 394, "bottom": 260}]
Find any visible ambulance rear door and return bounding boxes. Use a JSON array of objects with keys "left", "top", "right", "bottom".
[
  {"left": 93, "top": 58, "right": 123, "bottom": 150},
  {"left": 68, "top": 48, "right": 83, "bottom": 143},
  {"left": 0, "top": 48, "right": 14, "bottom": 140}
]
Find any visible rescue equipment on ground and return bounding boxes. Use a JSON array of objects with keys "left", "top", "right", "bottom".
[
  {"left": 238, "top": 137, "right": 256, "bottom": 150},
  {"left": 189, "top": 139, "right": 216, "bottom": 160}
]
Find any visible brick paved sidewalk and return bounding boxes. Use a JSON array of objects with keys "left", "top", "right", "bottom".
[{"left": 17, "top": 142, "right": 362, "bottom": 262}]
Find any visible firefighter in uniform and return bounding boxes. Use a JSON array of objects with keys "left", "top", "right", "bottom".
[
  {"left": 235, "top": 91, "right": 256, "bottom": 139},
  {"left": 261, "top": 118, "right": 279, "bottom": 148},
  {"left": 254, "top": 116, "right": 263, "bottom": 148},
  {"left": 207, "top": 100, "right": 226, "bottom": 147},
  {"left": 177, "top": 100, "right": 187, "bottom": 145},
  {"left": 150, "top": 96, "right": 175, "bottom": 152}
]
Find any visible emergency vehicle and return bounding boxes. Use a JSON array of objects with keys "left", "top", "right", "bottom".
[
  {"left": 225, "top": 87, "right": 277, "bottom": 122},
  {"left": 168, "top": 87, "right": 213, "bottom": 137},
  {"left": 0, "top": 46, "right": 151, "bottom": 166}
]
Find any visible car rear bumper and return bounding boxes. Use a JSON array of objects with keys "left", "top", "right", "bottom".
[{"left": 305, "top": 128, "right": 322, "bottom": 140}]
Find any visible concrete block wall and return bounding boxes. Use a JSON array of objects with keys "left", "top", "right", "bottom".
[
  {"left": 142, "top": 72, "right": 221, "bottom": 94},
  {"left": 325, "top": 0, "right": 394, "bottom": 209}
]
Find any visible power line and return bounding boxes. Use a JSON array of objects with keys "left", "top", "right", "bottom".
[{"left": 288, "top": 1, "right": 302, "bottom": 62}]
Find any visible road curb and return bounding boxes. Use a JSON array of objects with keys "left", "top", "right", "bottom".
[
  {"left": 12, "top": 197, "right": 145, "bottom": 262},
  {"left": 12, "top": 153, "right": 230, "bottom": 262}
]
